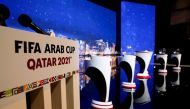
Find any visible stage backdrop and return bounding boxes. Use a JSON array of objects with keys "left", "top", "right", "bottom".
[
  {"left": 120, "top": 1, "right": 155, "bottom": 108},
  {"left": 0, "top": 0, "right": 116, "bottom": 43},
  {"left": 0, "top": 1, "right": 116, "bottom": 109}
]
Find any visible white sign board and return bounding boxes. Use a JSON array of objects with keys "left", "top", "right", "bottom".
[{"left": 0, "top": 26, "right": 79, "bottom": 99}]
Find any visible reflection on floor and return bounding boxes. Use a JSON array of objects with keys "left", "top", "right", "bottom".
[
  {"left": 153, "top": 67, "right": 190, "bottom": 109},
  {"left": 80, "top": 65, "right": 190, "bottom": 109}
]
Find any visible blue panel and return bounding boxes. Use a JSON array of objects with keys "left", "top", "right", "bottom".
[
  {"left": 120, "top": 2, "right": 155, "bottom": 107},
  {"left": 121, "top": 1, "right": 155, "bottom": 53},
  {"left": 0, "top": 1, "right": 116, "bottom": 109},
  {"left": 0, "top": 0, "right": 116, "bottom": 43}
]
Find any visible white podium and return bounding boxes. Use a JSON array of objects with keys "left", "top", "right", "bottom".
[
  {"left": 0, "top": 26, "right": 80, "bottom": 109},
  {"left": 155, "top": 72, "right": 167, "bottom": 92},
  {"left": 156, "top": 54, "right": 168, "bottom": 73},
  {"left": 171, "top": 53, "right": 182, "bottom": 72},
  {"left": 118, "top": 55, "right": 136, "bottom": 91},
  {"left": 85, "top": 55, "right": 113, "bottom": 109},
  {"left": 135, "top": 78, "right": 151, "bottom": 104},
  {"left": 135, "top": 51, "right": 153, "bottom": 79}
]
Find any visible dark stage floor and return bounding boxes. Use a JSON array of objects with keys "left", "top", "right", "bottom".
[
  {"left": 121, "top": 66, "right": 190, "bottom": 109},
  {"left": 80, "top": 65, "right": 190, "bottom": 109}
]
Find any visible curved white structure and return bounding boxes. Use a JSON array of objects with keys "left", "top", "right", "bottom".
[
  {"left": 173, "top": 67, "right": 181, "bottom": 72},
  {"left": 135, "top": 51, "right": 153, "bottom": 79},
  {"left": 119, "top": 55, "right": 136, "bottom": 89},
  {"left": 91, "top": 100, "right": 113, "bottom": 109},
  {"left": 171, "top": 69, "right": 181, "bottom": 86},
  {"left": 171, "top": 53, "right": 182, "bottom": 71},
  {"left": 123, "top": 88, "right": 136, "bottom": 93},
  {"left": 86, "top": 55, "right": 113, "bottom": 108},
  {"left": 155, "top": 72, "right": 167, "bottom": 92},
  {"left": 122, "top": 91, "right": 134, "bottom": 109},
  {"left": 128, "top": 92, "right": 134, "bottom": 109},
  {"left": 135, "top": 79, "right": 151, "bottom": 104},
  {"left": 156, "top": 54, "right": 168, "bottom": 73}
]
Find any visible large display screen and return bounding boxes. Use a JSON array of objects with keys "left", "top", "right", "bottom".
[
  {"left": 0, "top": 1, "right": 116, "bottom": 109},
  {"left": 121, "top": 1, "right": 155, "bottom": 53},
  {"left": 120, "top": 1, "right": 155, "bottom": 107},
  {"left": 0, "top": 0, "right": 116, "bottom": 43}
]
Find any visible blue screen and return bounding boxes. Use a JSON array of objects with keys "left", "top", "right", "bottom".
[
  {"left": 0, "top": 1, "right": 116, "bottom": 109},
  {"left": 121, "top": 1, "right": 155, "bottom": 53},
  {"left": 0, "top": 0, "right": 116, "bottom": 43},
  {"left": 120, "top": 1, "right": 155, "bottom": 105}
]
